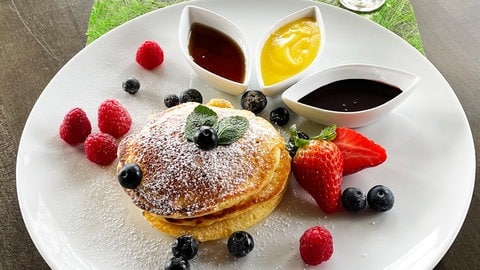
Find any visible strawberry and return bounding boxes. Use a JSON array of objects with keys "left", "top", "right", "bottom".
[
  {"left": 98, "top": 99, "right": 132, "bottom": 138},
  {"left": 59, "top": 107, "right": 92, "bottom": 145},
  {"left": 299, "top": 226, "right": 333, "bottom": 265},
  {"left": 290, "top": 125, "right": 343, "bottom": 214},
  {"left": 135, "top": 40, "right": 164, "bottom": 70},
  {"left": 332, "top": 127, "right": 387, "bottom": 175}
]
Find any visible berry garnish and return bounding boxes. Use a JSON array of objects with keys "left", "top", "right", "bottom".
[
  {"left": 164, "top": 94, "right": 180, "bottom": 108},
  {"left": 299, "top": 226, "right": 333, "bottom": 266},
  {"left": 332, "top": 127, "right": 387, "bottom": 175},
  {"left": 59, "top": 107, "right": 92, "bottom": 145},
  {"left": 98, "top": 99, "right": 132, "bottom": 138},
  {"left": 118, "top": 164, "right": 143, "bottom": 189},
  {"left": 179, "top": 88, "right": 203, "bottom": 104},
  {"left": 367, "top": 185, "right": 394, "bottom": 212},
  {"left": 84, "top": 133, "right": 118, "bottom": 166},
  {"left": 341, "top": 187, "right": 367, "bottom": 213},
  {"left": 240, "top": 90, "right": 267, "bottom": 114},
  {"left": 269, "top": 107, "right": 290, "bottom": 126},
  {"left": 172, "top": 235, "right": 199, "bottom": 261},
  {"left": 290, "top": 124, "right": 343, "bottom": 214},
  {"left": 286, "top": 131, "right": 309, "bottom": 157},
  {"left": 194, "top": 126, "right": 218, "bottom": 150},
  {"left": 135, "top": 40, "right": 164, "bottom": 70},
  {"left": 184, "top": 105, "right": 249, "bottom": 149},
  {"left": 122, "top": 77, "right": 140, "bottom": 94},
  {"left": 164, "top": 256, "right": 190, "bottom": 270},
  {"left": 227, "top": 231, "right": 254, "bottom": 257}
]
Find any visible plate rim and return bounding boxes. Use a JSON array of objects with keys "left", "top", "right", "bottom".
[{"left": 16, "top": 0, "right": 476, "bottom": 269}]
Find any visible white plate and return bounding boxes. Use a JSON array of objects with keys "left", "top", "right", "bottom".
[{"left": 16, "top": 0, "right": 475, "bottom": 269}]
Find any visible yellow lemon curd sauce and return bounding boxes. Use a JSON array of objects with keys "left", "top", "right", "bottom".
[{"left": 260, "top": 18, "right": 320, "bottom": 86}]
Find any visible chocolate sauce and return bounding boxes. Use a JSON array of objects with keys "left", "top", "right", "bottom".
[
  {"left": 298, "top": 79, "right": 402, "bottom": 112},
  {"left": 188, "top": 23, "right": 245, "bottom": 83}
]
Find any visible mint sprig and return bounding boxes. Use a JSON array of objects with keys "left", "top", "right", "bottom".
[
  {"left": 289, "top": 124, "right": 337, "bottom": 148},
  {"left": 185, "top": 105, "right": 249, "bottom": 146},
  {"left": 184, "top": 105, "right": 218, "bottom": 141},
  {"left": 216, "top": 116, "right": 249, "bottom": 145}
]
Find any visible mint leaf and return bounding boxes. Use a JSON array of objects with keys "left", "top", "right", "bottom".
[
  {"left": 184, "top": 105, "right": 249, "bottom": 146},
  {"left": 216, "top": 116, "right": 249, "bottom": 145},
  {"left": 290, "top": 124, "right": 310, "bottom": 148},
  {"left": 184, "top": 105, "right": 218, "bottom": 141}
]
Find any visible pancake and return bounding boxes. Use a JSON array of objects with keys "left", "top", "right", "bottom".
[
  {"left": 157, "top": 149, "right": 290, "bottom": 227},
  {"left": 143, "top": 189, "right": 285, "bottom": 242},
  {"left": 117, "top": 99, "right": 291, "bottom": 241}
]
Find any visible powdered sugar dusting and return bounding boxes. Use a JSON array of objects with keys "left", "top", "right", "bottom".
[
  {"left": 119, "top": 102, "right": 281, "bottom": 217},
  {"left": 41, "top": 150, "right": 172, "bottom": 269}
]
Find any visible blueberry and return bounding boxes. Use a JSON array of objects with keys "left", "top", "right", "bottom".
[
  {"left": 172, "top": 235, "right": 199, "bottom": 261},
  {"left": 270, "top": 107, "right": 290, "bottom": 126},
  {"left": 227, "top": 231, "right": 254, "bottom": 257},
  {"left": 341, "top": 187, "right": 367, "bottom": 213},
  {"left": 117, "top": 164, "right": 142, "bottom": 189},
  {"left": 122, "top": 77, "right": 140, "bottom": 94},
  {"left": 164, "top": 256, "right": 189, "bottom": 270},
  {"left": 240, "top": 90, "right": 267, "bottom": 114},
  {"left": 194, "top": 126, "right": 218, "bottom": 150},
  {"left": 367, "top": 185, "right": 394, "bottom": 212},
  {"left": 286, "top": 132, "right": 309, "bottom": 157},
  {"left": 164, "top": 94, "right": 180, "bottom": 108},
  {"left": 179, "top": 88, "right": 203, "bottom": 103}
]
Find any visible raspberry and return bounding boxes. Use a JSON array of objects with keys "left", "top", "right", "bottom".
[
  {"left": 98, "top": 99, "right": 132, "bottom": 138},
  {"left": 84, "top": 133, "right": 118, "bottom": 165},
  {"left": 299, "top": 226, "right": 333, "bottom": 266},
  {"left": 59, "top": 107, "right": 92, "bottom": 145},
  {"left": 135, "top": 40, "right": 164, "bottom": 70}
]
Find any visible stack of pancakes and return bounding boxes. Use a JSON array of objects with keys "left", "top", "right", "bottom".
[{"left": 117, "top": 99, "right": 291, "bottom": 241}]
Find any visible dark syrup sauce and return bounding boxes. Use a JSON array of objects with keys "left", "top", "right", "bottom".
[
  {"left": 188, "top": 22, "right": 245, "bottom": 83},
  {"left": 298, "top": 79, "right": 403, "bottom": 112}
]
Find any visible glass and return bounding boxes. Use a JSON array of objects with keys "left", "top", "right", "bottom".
[{"left": 339, "top": 0, "right": 386, "bottom": 12}]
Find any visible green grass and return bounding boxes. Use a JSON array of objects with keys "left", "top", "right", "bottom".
[
  {"left": 370, "top": 0, "right": 424, "bottom": 53},
  {"left": 321, "top": 0, "right": 424, "bottom": 53},
  {"left": 86, "top": 0, "right": 174, "bottom": 44},
  {"left": 86, "top": 0, "right": 424, "bottom": 53}
]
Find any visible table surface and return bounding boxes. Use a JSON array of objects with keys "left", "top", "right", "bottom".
[{"left": 1, "top": 0, "right": 479, "bottom": 269}]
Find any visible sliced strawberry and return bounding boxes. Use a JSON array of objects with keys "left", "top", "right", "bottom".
[
  {"left": 291, "top": 125, "right": 343, "bottom": 214},
  {"left": 332, "top": 127, "right": 387, "bottom": 175}
]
